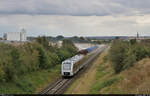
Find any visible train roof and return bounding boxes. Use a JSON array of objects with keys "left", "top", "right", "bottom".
[{"left": 62, "top": 54, "right": 84, "bottom": 64}]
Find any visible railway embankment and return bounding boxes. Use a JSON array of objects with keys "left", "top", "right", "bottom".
[
  {"left": 90, "top": 51, "right": 150, "bottom": 94},
  {"left": 66, "top": 40, "right": 150, "bottom": 94}
]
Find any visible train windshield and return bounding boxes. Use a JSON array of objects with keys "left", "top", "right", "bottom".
[{"left": 63, "top": 63, "right": 71, "bottom": 70}]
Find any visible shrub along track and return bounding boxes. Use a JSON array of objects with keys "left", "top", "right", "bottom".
[{"left": 40, "top": 45, "right": 107, "bottom": 94}]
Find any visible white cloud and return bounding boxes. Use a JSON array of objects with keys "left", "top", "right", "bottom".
[{"left": 0, "top": 14, "right": 150, "bottom": 37}]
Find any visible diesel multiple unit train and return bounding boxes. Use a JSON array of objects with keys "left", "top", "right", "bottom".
[{"left": 61, "top": 45, "right": 98, "bottom": 77}]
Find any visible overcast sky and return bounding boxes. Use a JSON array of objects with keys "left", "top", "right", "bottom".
[{"left": 0, "top": 0, "right": 150, "bottom": 37}]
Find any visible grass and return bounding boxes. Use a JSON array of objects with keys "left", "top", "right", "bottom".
[
  {"left": 0, "top": 65, "right": 61, "bottom": 94},
  {"left": 89, "top": 48, "right": 123, "bottom": 94},
  {"left": 117, "top": 57, "right": 150, "bottom": 94},
  {"left": 90, "top": 52, "right": 150, "bottom": 94},
  {"left": 90, "top": 77, "right": 120, "bottom": 94}
]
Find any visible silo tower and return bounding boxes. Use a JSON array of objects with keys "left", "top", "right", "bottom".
[
  {"left": 20, "top": 28, "right": 27, "bottom": 41},
  {"left": 137, "top": 32, "right": 139, "bottom": 39}
]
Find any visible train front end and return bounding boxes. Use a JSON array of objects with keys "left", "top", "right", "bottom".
[{"left": 61, "top": 60, "right": 73, "bottom": 77}]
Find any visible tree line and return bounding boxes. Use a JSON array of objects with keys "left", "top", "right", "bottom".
[
  {"left": 0, "top": 37, "right": 78, "bottom": 82},
  {"left": 109, "top": 39, "right": 150, "bottom": 74}
]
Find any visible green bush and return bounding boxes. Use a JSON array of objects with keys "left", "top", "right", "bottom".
[
  {"left": 0, "top": 60, "right": 5, "bottom": 82},
  {"left": 90, "top": 77, "right": 120, "bottom": 94},
  {"left": 109, "top": 39, "right": 150, "bottom": 74},
  {"left": 62, "top": 39, "right": 78, "bottom": 55},
  {"left": 122, "top": 49, "right": 136, "bottom": 70},
  {"left": 48, "top": 52, "right": 60, "bottom": 66},
  {"left": 109, "top": 40, "right": 128, "bottom": 73},
  {"left": 132, "top": 44, "right": 150, "bottom": 61},
  {"left": 130, "top": 39, "right": 136, "bottom": 45},
  {"left": 56, "top": 48, "right": 71, "bottom": 61},
  {"left": 36, "top": 46, "right": 52, "bottom": 69},
  {"left": 20, "top": 43, "right": 40, "bottom": 72},
  {"left": 0, "top": 37, "right": 78, "bottom": 82},
  {"left": 103, "top": 56, "right": 108, "bottom": 63}
]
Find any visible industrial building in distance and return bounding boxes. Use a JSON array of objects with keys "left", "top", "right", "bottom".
[{"left": 3, "top": 29, "right": 27, "bottom": 42}]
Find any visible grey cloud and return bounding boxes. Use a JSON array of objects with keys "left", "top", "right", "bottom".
[{"left": 0, "top": 0, "right": 150, "bottom": 16}]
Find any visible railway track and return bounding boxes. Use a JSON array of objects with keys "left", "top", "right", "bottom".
[{"left": 40, "top": 45, "right": 107, "bottom": 94}]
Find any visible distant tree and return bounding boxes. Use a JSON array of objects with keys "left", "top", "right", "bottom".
[
  {"left": 56, "top": 35, "right": 64, "bottom": 40},
  {"left": 86, "top": 38, "right": 91, "bottom": 42},
  {"left": 62, "top": 39, "right": 78, "bottom": 55},
  {"left": 35, "top": 36, "right": 57, "bottom": 52},
  {"left": 130, "top": 39, "right": 137, "bottom": 45},
  {"left": 62, "top": 39, "right": 74, "bottom": 47},
  {"left": 80, "top": 37, "right": 85, "bottom": 40},
  {"left": 35, "top": 36, "right": 49, "bottom": 50},
  {"left": 73, "top": 36, "right": 78, "bottom": 39},
  {"left": 47, "top": 36, "right": 53, "bottom": 41},
  {"left": 115, "top": 37, "right": 120, "bottom": 40},
  {"left": 96, "top": 40, "right": 101, "bottom": 44}
]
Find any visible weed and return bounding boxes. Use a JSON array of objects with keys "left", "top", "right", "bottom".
[{"left": 90, "top": 77, "right": 120, "bottom": 94}]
